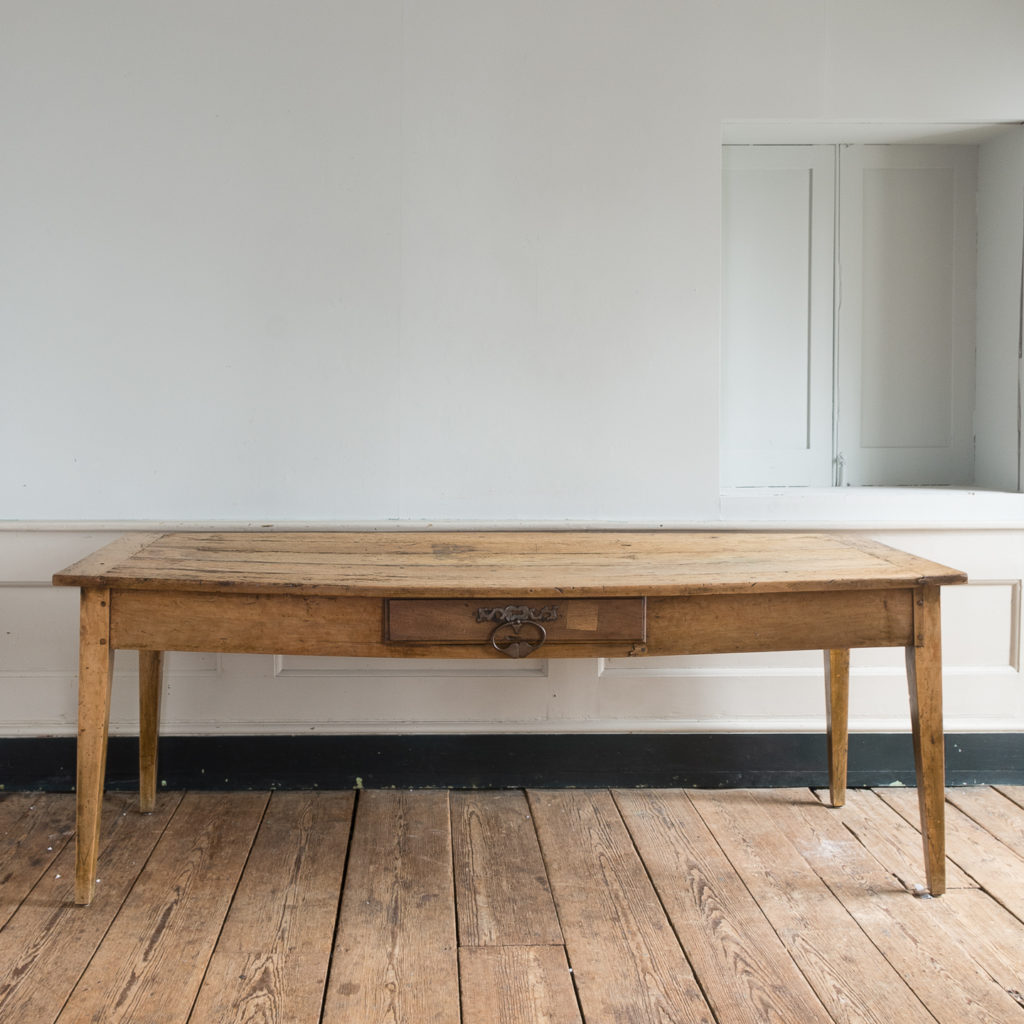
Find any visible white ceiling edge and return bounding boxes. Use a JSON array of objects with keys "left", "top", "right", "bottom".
[{"left": 722, "top": 121, "right": 1022, "bottom": 145}]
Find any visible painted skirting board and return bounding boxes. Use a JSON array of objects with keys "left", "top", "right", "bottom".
[{"left": 2, "top": 733, "right": 1022, "bottom": 791}]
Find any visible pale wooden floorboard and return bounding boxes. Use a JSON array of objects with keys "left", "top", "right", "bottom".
[
  {"left": 1, "top": 786, "right": 1023, "bottom": 1023},
  {"left": 758, "top": 788, "right": 1024, "bottom": 1023},
  {"left": 615, "top": 788, "right": 834, "bottom": 1024},
  {"left": 188, "top": 791, "right": 354, "bottom": 1024},
  {"left": 811, "top": 787, "right": 977, "bottom": 890},
  {"left": 878, "top": 786, "right": 1024, "bottom": 925},
  {"left": 452, "top": 790, "right": 563, "bottom": 947},
  {"left": 687, "top": 788, "right": 936, "bottom": 1024},
  {"left": 946, "top": 785, "right": 1024, "bottom": 858},
  {"left": 0, "top": 792, "right": 76, "bottom": 928},
  {"left": 0, "top": 792, "right": 181, "bottom": 1024},
  {"left": 529, "top": 789, "right": 716, "bottom": 1024},
  {"left": 320, "top": 790, "right": 459, "bottom": 1024},
  {"left": 994, "top": 784, "right": 1024, "bottom": 811},
  {"left": 55, "top": 792, "right": 268, "bottom": 1024},
  {"left": 459, "top": 946, "right": 582, "bottom": 1024},
  {"left": 927, "top": 890, "right": 1024, "bottom": 1009}
]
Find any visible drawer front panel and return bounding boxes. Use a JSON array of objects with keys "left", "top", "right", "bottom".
[{"left": 386, "top": 598, "right": 646, "bottom": 644}]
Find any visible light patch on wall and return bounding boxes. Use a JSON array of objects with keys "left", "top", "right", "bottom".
[
  {"left": 273, "top": 654, "right": 548, "bottom": 679},
  {"left": 940, "top": 580, "right": 1021, "bottom": 671},
  {"left": 0, "top": 584, "right": 79, "bottom": 673},
  {"left": 114, "top": 650, "right": 223, "bottom": 678}
]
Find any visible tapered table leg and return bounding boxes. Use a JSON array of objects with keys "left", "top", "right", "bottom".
[
  {"left": 906, "top": 585, "right": 946, "bottom": 896},
  {"left": 75, "top": 588, "right": 114, "bottom": 905},
  {"left": 824, "top": 648, "right": 850, "bottom": 807},
  {"left": 139, "top": 651, "right": 164, "bottom": 813}
]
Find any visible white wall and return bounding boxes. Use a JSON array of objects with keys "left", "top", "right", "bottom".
[
  {"left": 5, "top": 0, "right": 1023, "bottom": 523},
  {"left": 3, "top": 1, "right": 1024, "bottom": 735},
  {"left": 976, "top": 126, "right": 1024, "bottom": 491}
]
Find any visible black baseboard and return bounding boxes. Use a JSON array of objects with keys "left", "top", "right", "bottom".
[{"left": 1, "top": 732, "right": 1021, "bottom": 791}]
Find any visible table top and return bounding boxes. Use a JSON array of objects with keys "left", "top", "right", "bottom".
[{"left": 52, "top": 531, "right": 967, "bottom": 599}]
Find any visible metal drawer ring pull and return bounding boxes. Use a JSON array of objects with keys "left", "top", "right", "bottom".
[{"left": 490, "top": 620, "right": 547, "bottom": 658}]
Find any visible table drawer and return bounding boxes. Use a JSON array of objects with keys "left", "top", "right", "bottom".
[{"left": 386, "top": 598, "right": 646, "bottom": 645}]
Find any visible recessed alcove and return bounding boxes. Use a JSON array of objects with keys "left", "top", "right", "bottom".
[{"left": 720, "top": 122, "right": 1024, "bottom": 511}]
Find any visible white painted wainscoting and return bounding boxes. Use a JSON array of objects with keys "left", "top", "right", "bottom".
[{"left": 1, "top": 524, "right": 1020, "bottom": 737}]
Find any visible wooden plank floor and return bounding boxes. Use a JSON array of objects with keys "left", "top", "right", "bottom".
[{"left": 2, "top": 787, "right": 1024, "bottom": 1023}]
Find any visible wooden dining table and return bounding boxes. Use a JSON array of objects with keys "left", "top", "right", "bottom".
[{"left": 53, "top": 530, "right": 967, "bottom": 905}]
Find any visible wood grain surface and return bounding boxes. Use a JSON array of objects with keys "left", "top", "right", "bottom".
[
  {"left": 188, "top": 791, "right": 355, "bottom": 1024},
  {"left": 322, "top": 791, "right": 459, "bottom": 1024},
  {"left": 0, "top": 793, "right": 75, "bottom": 928},
  {"left": 811, "top": 788, "right": 976, "bottom": 891},
  {"left": 56, "top": 792, "right": 267, "bottom": 1024},
  {"left": 528, "top": 789, "right": 716, "bottom": 1024},
  {"left": 6, "top": 786, "right": 1024, "bottom": 1024},
  {"left": 452, "top": 790, "right": 563, "bottom": 947},
  {"left": 459, "top": 946, "right": 582, "bottom": 1024},
  {"left": 614, "top": 788, "right": 834, "bottom": 1024},
  {"left": 759, "top": 788, "right": 1024, "bottom": 1024},
  {"left": 686, "top": 788, "right": 936, "bottom": 1024},
  {"left": 0, "top": 793, "right": 181, "bottom": 1024},
  {"left": 53, "top": 530, "right": 966, "bottom": 597},
  {"left": 879, "top": 786, "right": 1024, "bottom": 923}
]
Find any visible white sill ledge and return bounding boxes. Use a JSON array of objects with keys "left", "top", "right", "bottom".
[
  {"left": 3, "top": 487, "right": 1023, "bottom": 534},
  {"left": 719, "top": 487, "right": 1024, "bottom": 529}
]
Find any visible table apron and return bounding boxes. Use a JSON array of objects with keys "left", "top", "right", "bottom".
[
  {"left": 109, "top": 586, "right": 915, "bottom": 659},
  {"left": 646, "top": 588, "right": 915, "bottom": 654}
]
